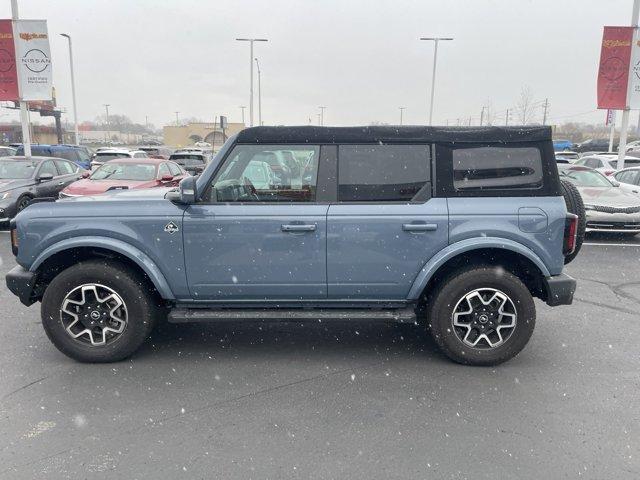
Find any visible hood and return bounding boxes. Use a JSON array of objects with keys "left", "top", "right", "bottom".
[
  {"left": 577, "top": 186, "right": 640, "bottom": 208},
  {"left": 59, "top": 186, "right": 174, "bottom": 203},
  {"left": 0, "top": 178, "right": 32, "bottom": 192},
  {"left": 63, "top": 179, "right": 157, "bottom": 196}
]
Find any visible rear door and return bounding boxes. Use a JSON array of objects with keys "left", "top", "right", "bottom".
[
  {"left": 327, "top": 144, "right": 448, "bottom": 299},
  {"left": 54, "top": 160, "right": 82, "bottom": 190}
]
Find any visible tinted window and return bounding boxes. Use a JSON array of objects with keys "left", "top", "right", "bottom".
[
  {"left": 616, "top": 170, "right": 640, "bottom": 185},
  {"left": 210, "top": 145, "right": 319, "bottom": 202},
  {"left": 582, "top": 158, "right": 601, "bottom": 169},
  {"left": 95, "top": 153, "right": 129, "bottom": 161},
  {"left": 167, "top": 162, "right": 182, "bottom": 176},
  {"left": 158, "top": 163, "right": 171, "bottom": 177},
  {"left": 452, "top": 146, "right": 542, "bottom": 190},
  {"left": 338, "top": 145, "right": 429, "bottom": 201},
  {"left": 39, "top": 160, "right": 58, "bottom": 177},
  {"left": 55, "top": 160, "right": 77, "bottom": 175}
]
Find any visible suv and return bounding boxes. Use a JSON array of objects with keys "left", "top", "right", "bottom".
[
  {"left": 5, "top": 126, "right": 578, "bottom": 365},
  {"left": 15, "top": 144, "right": 93, "bottom": 170}
]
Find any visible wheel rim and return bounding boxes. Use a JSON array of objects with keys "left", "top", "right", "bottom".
[
  {"left": 17, "top": 198, "right": 30, "bottom": 211},
  {"left": 60, "top": 284, "right": 128, "bottom": 346},
  {"left": 451, "top": 288, "right": 517, "bottom": 349}
]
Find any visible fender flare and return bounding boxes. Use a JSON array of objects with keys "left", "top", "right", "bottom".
[
  {"left": 407, "top": 237, "right": 551, "bottom": 300},
  {"left": 30, "top": 236, "right": 175, "bottom": 300}
]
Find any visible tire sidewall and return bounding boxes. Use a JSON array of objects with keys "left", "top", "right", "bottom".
[
  {"left": 41, "top": 261, "right": 154, "bottom": 363},
  {"left": 429, "top": 268, "right": 536, "bottom": 366}
]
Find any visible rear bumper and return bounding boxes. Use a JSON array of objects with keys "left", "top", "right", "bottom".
[
  {"left": 543, "top": 273, "right": 576, "bottom": 306},
  {"left": 6, "top": 265, "right": 37, "bottom": 306}
]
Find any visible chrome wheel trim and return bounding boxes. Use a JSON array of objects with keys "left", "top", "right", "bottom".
[
  {"left": 60, "top": 284, "right": 128, "bottom": 346},
  {"left": 452, "top": 288, "right": 517, "bottom": 349}
]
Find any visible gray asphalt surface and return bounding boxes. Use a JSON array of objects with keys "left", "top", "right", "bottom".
[{"left": 1, "top": 232, "right": 639, "bottom": 479}]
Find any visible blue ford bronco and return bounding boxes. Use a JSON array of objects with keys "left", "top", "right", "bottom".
[{"left": 5, "top": 126, "right": 580, "bottom": 365}]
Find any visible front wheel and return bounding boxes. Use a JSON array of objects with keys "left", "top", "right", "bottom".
[
  {"left": 427, "top": 266, "right": 536, "bottom": 366},
  {"left": 41, "top": 260, "right": 159, "bottom": 362}
]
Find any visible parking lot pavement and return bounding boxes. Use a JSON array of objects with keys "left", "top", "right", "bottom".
[{"left": 0, "top": 233, "right": 639, "bottom": 479}]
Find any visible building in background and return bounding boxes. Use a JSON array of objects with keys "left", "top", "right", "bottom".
[
  {"left": 163, "top": 121, "right": 245, "bottom": 149},
  {"left": 0, "top": 124, "right": 60, "bottom": 145}
]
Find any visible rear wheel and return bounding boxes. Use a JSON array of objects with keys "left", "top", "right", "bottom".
[
  {"left": 428, "top": 266, "right": 536, "bottom": 366},
  {"left": 41, "top": 260, "right": 159, "bottom": 363},
  {"left": 560, "top": 179, "right": 585, "bottom": 264}
]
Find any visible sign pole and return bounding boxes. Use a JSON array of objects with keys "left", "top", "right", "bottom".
[
  {"left": 618, "top": 0, "right": 640, "bottom": 170},
  {"left": 607, "top": 110, "right": 616, "bottom": 152},
  {"left": 10, "top": 0, "right": 31, "bottom": 157}
]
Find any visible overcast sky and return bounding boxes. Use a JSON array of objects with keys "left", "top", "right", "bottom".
[{"left": 0, "top": 0, "right": 636, "bottom": 129}]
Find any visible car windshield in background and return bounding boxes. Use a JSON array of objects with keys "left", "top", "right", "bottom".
[
  {"left": 560, "top": 169, "right": 612, "bottom": 187},
  {"left": 95, "top": 153, "right": 129, "bottom": 162},
  {"left": 613, "top": 159, "right": 640, "bottom": 168},
  {"left": 0, "top": 160, "right": 37, "bottom": 179},
  {"left": 172, "top": 155, "right": 204, "bottom": 166},
  {"left": 90, "top": 163, "right": 156, "bottom": 181}
]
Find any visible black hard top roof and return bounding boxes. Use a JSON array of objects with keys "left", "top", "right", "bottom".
[{"left": 235, "top": 125, "right": 552, "bottom": 145}]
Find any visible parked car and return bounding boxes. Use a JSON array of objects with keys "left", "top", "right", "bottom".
[
  {"left": 59, "top": 158, "right": 187, "bottom": 197},
  {"left": 138, "top": 146, "right": 173, "bottom": 159},
  {"left": 554, "top": 151, "right": 579, "bottom": 162},
  {"left": 559, "top": 164, "right": 640, "bottom": 235},
  {"left": 90, "top": 149, "right": 148, "bottom": 170},
  {"left": 15, "top": 144, "right": 93, "bottom": 170},
  {"left": 612, "top": 167, "right": 640, "bottom": 196},
  {"left": 573, "top": 154, "right": 640, "bottom": 176},
  {"left": 168, "top": 151, "right": 207, "bottom": 175},
  {"left": 553, "top": 139, "right": 573, "bottom": 151},
  {"left": 0, "top": 146, "right": 17, "bottom": 157},
  {"left": 574, "top": 138, "right": 613, "bottom": 153},
  {"left": 5, "top": 126, "right": 579, "bottom": 366},
  {"left": 0, "top": 156, "right": 84, "bottom": 223}
]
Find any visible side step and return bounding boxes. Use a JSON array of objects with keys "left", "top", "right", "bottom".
[{"left": 168, "top": 307, "right": 417, "bottom": 324}]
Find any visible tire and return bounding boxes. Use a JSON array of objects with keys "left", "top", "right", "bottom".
[
  {"left": 427, "top": 265, "right": 536, "bottom": 366},
  {"left": 15, "top": 194, "right": 32, "bottom": 213},
  {"left": 560, "top": 179, "right": 585, "bottom": 264},
  {"left": 41, "top": 260, "right": 160, "bottom": 363}
]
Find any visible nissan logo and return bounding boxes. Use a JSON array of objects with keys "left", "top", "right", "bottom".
[{"left": 21, "top": 48, "right": 50, "bottom": 73}]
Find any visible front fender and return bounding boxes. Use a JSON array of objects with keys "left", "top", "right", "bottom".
[
  {"left": 30, "top": 236, "right": 175, "bottom": 300},
  {"left": 406, "top": 237, "right": 551, "bottom": 300}
]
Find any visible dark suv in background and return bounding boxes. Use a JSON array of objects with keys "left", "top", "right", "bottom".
[{"left": 15, "top": 144, "right": 93, "bottom": 170}]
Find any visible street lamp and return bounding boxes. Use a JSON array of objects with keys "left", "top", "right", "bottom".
[
  {"left": 420, "top": 37, "right": 453, "bottom": 125},
  {"left": 399, "top": 107, "right": 406, "bottom": 126},
  {"left": 319, "top": 106, "right": 327, "bottom": 126},
  {"left": 175, "top": 111, "right": 180, "bottom": 126},
  {"left": 255, "top": 57, "right": 262, "bottom": 125},
  {"left": 103, "top": 104, "right": 110, "bottom": 143},
  {"left": 60, "top": 34, "right": 79, "bottom": 145},
  {"left": 236, "top": 38, "right": 268, "bottom": 127},
  {"left": 239, "top": 105, "right": 246, "bottom": 125}
]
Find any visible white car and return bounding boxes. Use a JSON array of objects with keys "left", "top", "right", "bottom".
[
  {"left": 613, "top": 167, "right": 640, "bottom": 196},
  {"left": 573, "top": 154, "right": 640, "bottom": 176},
  {"left": 90, "top": 149, "right": 149, "bottom": 170}
]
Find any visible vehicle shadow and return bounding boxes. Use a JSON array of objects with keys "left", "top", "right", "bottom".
[{"left": 136, "top": 320, "right": 444, "bottom": 363}]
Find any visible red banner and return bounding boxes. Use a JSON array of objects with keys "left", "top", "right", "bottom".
[
  {"left": 0, "top": 19, "right": 18, "bottom": 101},
  {"left": 598, "top": 26, "right": 634, "bottom": 109}
]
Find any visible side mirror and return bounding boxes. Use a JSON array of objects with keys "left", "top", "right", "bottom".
[
  {"left": 611, "top": 180, "right": 620, "bottom": 187},
  {"left": 160, "top": 174, "right": 174, "bottom": 182},
  {"left": 167, "top": 176, "right": 197, "bottom": 204},
  {"left": 81, "top": 171, "right": 90, "bottom": 178},
  {"left": 36, "top": 173, "right": 54, "bottom": 183}
]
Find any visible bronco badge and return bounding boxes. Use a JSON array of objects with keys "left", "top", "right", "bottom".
[{"left": 164, "top": 221, "right": 179, "bottom": 234}]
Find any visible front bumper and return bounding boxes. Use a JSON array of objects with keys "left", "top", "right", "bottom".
[
  {"left": 543, "top": 273, "right": 576, "bottom": 306},
  {"left": 585, "top": 211, "right": 640, "bottom": 233},
  {"left": 6, "top": 265, "right": 38, "bottom": 306}
]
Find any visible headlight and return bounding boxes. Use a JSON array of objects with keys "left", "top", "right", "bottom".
[
  {"left": 584, "top": 204, "right": 595, "bottom": 211},
  {"left": 0, "top": 191, "right": 11, "bottom": 200}
]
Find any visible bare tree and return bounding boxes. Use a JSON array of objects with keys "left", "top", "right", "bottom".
[{"left": 516, "top": 86, "right": 536, "bottom": 125}]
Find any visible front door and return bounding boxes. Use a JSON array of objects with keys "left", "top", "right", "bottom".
[
  {"left": 34, "top": 160, "right": 63, "bottom": 197},
  {"left": 327, "top": 144, "right": 448, "bottom": 299},
  {"left": 183, "top": 144, "right": 327, "bottom": 300}
]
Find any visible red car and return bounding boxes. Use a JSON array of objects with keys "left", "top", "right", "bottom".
[{"left": 59, "top": 158, "right": 187, "bottom": 198}]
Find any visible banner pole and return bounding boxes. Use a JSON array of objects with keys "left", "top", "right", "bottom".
[
  {"left": 608, "top": 112, "right": 616, "bottom": 152},
  {"left": 619, "top": 0, "right": 640, "bottom": 169},
  {"left": 10, "top": 0, "right": 31, "bottom": 158}
]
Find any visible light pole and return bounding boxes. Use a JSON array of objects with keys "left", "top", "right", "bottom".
[
  {"left": 11, "top": 0, "right": 31, "bottom": 156},
  {"left": 399, "top": 107, "right": 406, "bottom": 125},
  {"left": 236, "top": 38, "right": 268, "bottom": 127},
  {"left": 240, "top": 106, "right": 246, "bottom": 125},
  {"left": 420, "top": 37, "right": 453, "bottom": 125},
  {"left": 175, "top": 111, "right": 180, "bottom": 126},
  {"left": 255, "top": 57, "right": 262, "bottom": 125},
  {"left": 618, "top": 0, "right": 640, "bottom": 170},
  {"left": 60, "top": 34, "right": 79, "bottom": 145},
  {"left": 319, "top": 106, "right": 326, "bottom": 126},
  {"left": 103, "top": 104, "right": 110, "bottom": 143}
]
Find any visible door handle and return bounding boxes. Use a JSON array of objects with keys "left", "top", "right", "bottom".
[
  {"left": 281, "top": 223, "right": 316, "bottom": 232},
  {"left": 402, "top": 223, "right": 438, "bottom": 233}
]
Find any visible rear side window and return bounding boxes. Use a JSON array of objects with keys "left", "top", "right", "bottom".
[
  {"left": 338, "top": 145, "right": 430, "bottom": 202},
  {"left": 452, "top": 146, "right": 543, "bottom": 190},
  {"left": 55, "top": 160, "right": 77, "bottom": 174}
]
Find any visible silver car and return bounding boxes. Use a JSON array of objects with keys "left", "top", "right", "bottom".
[{"left": 559, "top": 165, "right": 640, "bottom": 235}]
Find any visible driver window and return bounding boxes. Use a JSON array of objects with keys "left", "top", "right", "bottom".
[{"left": 206, "top": 145, "right": 319, "bottom": 203}]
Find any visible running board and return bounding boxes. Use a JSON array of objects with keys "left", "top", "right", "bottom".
[{"left": 168, "top": 307, "right": 417, "bottom": 324}]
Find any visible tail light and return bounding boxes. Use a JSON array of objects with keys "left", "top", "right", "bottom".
[
  {"left": 563, "top": 214, "right": 578, "bottom": 255},
  {"left": 10, "top": 227, "right": 18, "bottom": 256}
]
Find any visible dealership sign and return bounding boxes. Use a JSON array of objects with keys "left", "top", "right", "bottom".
[
  {"left": 0, "top": 19, "right": 52, "bottom": 102},
  {"left": 597, "top": 27, "right": 634, "bottom": 109}
]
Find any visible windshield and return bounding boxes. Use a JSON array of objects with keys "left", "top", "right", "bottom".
[
  {"left": 90, "top": 163, "right": 157, "bottom": 181},
  {"left": 0, "top": 160, "right": 36, "bottom": 179},
  {"left": 171, "top": 155, "right": 204, "bottom": 166},
  {"left": 95, "top": 153, "right": 129, "bottom": 162},
  {"left": 560, "top": 169, "right": 612, "bottom": 187}
]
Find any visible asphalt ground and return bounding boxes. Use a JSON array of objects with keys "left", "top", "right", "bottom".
[{"left": 0, "top": 232, "right": 639, "bottom": 479}]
